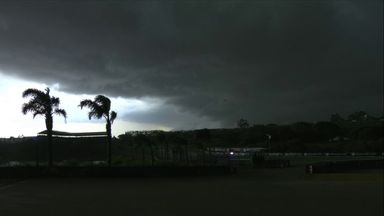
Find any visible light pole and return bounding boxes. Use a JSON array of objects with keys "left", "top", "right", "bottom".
[{"left": 266, "top": 134, "right": 272, "bottom": 152}]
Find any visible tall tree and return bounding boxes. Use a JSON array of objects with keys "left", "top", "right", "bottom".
[
  {"left": 348, "top": 111, "right": 369, "bottom": 122},
  {"left": 22, "top": 87, "right": 67, "bottom": 167},
  {"left": 79, "top": 95, "right": 117, "bottom": 167},
  {"left": 237, "top": 118, "right": 250, "bottom": 129}
]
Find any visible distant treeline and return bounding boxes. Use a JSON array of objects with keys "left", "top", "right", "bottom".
[
  {"left": 0, "top": 111, "right": 382, "bottom": 165},
  {"left": 118, "top": 111, "right": 383, "bottom": 151}
]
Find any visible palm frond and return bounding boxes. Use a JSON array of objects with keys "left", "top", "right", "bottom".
[
  {"left": 95, "top": 95, "right": 111, "bottom": 112},
  {"left": 51, "top": 96, "right": 60, "bottom": 107},
  {"left": 22, "top": 88, "right": 46, "bottom": 99},
  {"left": 110, "top": 111, "right": 117, "bottom": 124},
  {"left": 80, "top": 99, "right": 104, "bottom": 120},
  {"left": 33, "top": 97, "right": 46, "bottom": 108},
  {"left": 22, "top": 102, "right": 44, "bottom": 118},
  {"left": 33, "top": 110, "right": 45, "bottom": 119},
  {"left": 22, "top": 102, "right": 36, "bottom": 115},
  {"left": 79, "top": 99, "right": 95, "bottom": 109},
  {"left": 22, "top": 88, "right": 51, "bottom": 112},
  {"left": 22, "top": 98, "right": 44, "bottom": 113},
  {"left": 96, "top": 109, "right": 104, "bottom": 119},
  {"left": 88, "top": 110, "right": 98, "bottom": 120},
  {"left": 22, "top": 87, "right": 67, "bottom": 121},
  {"left": 54, "top": 108, "right": 67, "bottom": 121}
]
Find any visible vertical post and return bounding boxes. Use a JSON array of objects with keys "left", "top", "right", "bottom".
[
  {"left": 106, "top": 120, "right": 112, "bottom": 168},
  {"left": 266, "top": 134, "right": 272, "bottom": 152},
  {"left": 48, "top": 133, "right": 53, "bottom": 167},
  {"left": 35, "top": 138, "right": 39, "bottom": 167}
]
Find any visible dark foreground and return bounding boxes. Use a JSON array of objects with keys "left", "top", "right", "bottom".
[
  {"left": 0, "top": 167, "right": 382, "bottom": 216},
  {"left": 0, "top": 166, "right": 234, "bottom": 178}
]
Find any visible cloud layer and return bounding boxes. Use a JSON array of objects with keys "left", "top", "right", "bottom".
[{"left": 0, "top": 1, "right": 382, "bottom": 127}]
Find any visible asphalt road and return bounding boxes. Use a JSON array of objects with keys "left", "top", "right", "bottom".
[{"left": 0, "top": 167, "right": 382, "bottom": 216}]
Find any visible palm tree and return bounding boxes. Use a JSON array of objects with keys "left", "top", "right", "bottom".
[
  {"left": 22, "top": 87, "right": 67, "bottom": 167},
  {"left": 79, "top": 95, "right": 117, "bottom": 167}
]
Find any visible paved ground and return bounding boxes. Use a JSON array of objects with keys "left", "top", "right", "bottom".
[{"left": 0, "top": 167, "right": 382, "bottom": 216}]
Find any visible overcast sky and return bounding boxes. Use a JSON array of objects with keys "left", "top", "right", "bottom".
[{"left": 0, "top": 0, "right": 382, "bottom": 137}]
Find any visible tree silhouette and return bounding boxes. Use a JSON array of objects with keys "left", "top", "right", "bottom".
[
  {"left": 348, "top": 111, "right": 369, "bottom": 122},
  {"left": 79, "top": 95, "right": 117, "bottom": 167},
  {"left": 237, "top": 118, "right": 250, "bottom": 128},
  {"left": 22, "top": 87, "right": 67, "bottom": 167}
]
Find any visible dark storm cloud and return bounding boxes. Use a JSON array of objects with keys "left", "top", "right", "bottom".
[
  {"left": 0, "top": 0, "right": 382, "bottom": 127},
  {"left": 124, "top": 99, "right": 221, "bottom": 130}
]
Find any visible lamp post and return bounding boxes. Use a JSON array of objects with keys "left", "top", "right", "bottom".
[{"left": 266, "top": 134, "right": 272, "bottom": 152}]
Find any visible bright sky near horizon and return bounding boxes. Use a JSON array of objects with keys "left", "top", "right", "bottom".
[{"left": 0, "top": 72, "right": 174, "bottom": 138}]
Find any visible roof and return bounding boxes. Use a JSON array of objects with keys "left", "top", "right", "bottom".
[{"left": 37, "top": 130, "right": 107, "bottom": 138}]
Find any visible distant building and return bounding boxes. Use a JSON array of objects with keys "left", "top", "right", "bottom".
[
  {"left": 37, "top": 130, "right": 107, "bottom": 138},
  {"left": 212, "top": 147, "right": 265, "bottom": 152},
  {"left": 210, "top": 147, "right": 265, "bottom": 156},
  {"left": 37, "top": 130, "right": 108, "bottom": 161},
  {"left": 209, "top": 147, "right": 265, "bottom": 166}
]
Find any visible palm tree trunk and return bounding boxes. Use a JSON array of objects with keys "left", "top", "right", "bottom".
[
  {"left": 48, "top": 133, "right": 52, "bottom": 167},
  {"left": 106, "top": 121, "right": 112, "bottom": 168},
  {"left": 35, "top": 139, "right": 39, "bottom": 167},
  {"left": 46, "top": 116, "right": 53, "bottom": 167}
]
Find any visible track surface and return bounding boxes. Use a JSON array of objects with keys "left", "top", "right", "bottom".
[{"left": 0, "top": 167, "right": 382, "bottom": 216}]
